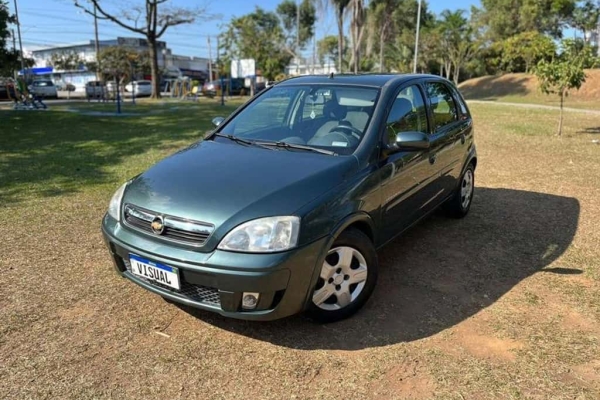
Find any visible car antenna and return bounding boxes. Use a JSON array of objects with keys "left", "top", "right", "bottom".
[{"left": 329, "top": 72, "right": 334, "bottom": 79}]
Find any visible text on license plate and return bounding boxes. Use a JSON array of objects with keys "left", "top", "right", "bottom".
[{"left": 129, "top": 254, "right": 180, "bottom": 290}]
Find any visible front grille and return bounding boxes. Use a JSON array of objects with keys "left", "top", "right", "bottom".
[
  {"left": 123, "top": 259, "right": 221, "bottom": 307},
  {"left": 123, "top": 204, "right": 214, "bottom": 246}
]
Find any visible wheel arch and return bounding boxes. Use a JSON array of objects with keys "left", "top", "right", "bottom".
[{"left": 302, "top": 211, "right": 377, "bottom": 309}]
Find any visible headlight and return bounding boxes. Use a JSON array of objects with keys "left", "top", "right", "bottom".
[
  {"left": 107, "top": 182, "right": 127, "bottom": 221},
  {"left": 218, "top": 216, "right": 300, "bottom": 253}
]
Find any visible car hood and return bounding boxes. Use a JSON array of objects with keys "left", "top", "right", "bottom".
[{"left": 123, "top": 140, "right": 358, "bottom": 229}]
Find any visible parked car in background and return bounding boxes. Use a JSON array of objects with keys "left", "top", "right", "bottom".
[
  {"left": 102, "top": 74, "right": 477, "bottom": 322},
  {"left": 55, "top": 80, "right": 76, "bottom": 92},
  {"left": 85, "top": 80, "right": 106, "bottom": 100},
  {"left": 125, "top": 80, "right": 153, "bottom": 97},
  {"left": 202, "top": 78, "right": 246, "bottom": 97},
  {"left": 0, "top": 80, "right": 16, "bottom": 101},
  {"left": 28, "top": 80, "right": 58, "bottom": 99}
]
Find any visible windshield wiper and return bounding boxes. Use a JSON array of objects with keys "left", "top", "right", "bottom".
[
  {"left": 255, "top": 141, "right": 338, "bottom": 156},
  {"left": 212, "top": 133, "right": 254, "bottom": 146},
  {"left": 212, "top": 133, "right": 273, "bottom": 150}
]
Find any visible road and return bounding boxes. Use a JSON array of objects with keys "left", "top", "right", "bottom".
[{"left": 467, "top": 99, "right": 600, "bottom": 115}]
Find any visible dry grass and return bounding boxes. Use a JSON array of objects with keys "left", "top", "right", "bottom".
[
  {"left": 1, "top": 102, "right": 599, "bottom": 399},
  {"left": 459, "top": 70, "right": 600, "bottom": 110}
]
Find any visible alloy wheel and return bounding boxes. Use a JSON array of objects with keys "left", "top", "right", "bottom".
[
  {"left": 313, "top": 246, "right": 368, "bottom": 310},
  {"left": 461, "top": 169, "right": 474, "bottom": 210}
]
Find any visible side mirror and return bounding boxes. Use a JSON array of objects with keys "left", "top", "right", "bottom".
[
  {"left": 385, "top": 131, "right": 430, "bottom": 154},
  {"left": 212, "top": 117, "right": 225, "bottom": 127}
]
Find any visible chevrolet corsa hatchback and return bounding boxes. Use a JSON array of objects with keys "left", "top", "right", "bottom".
[{"left": 102, "top": 74, "right": 477, "bottom": 322}]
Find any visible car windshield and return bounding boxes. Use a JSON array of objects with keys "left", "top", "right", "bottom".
[{"left": 217, "top": 84, "right": 379, "bottom": 155}]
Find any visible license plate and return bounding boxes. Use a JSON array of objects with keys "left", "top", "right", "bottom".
[{"left": 129, "top": 254, "right": 180, "bottom": 290}]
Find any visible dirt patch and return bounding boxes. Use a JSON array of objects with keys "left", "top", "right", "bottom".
[{"left": 370, "top": 362, "right": 436, "bottom": 400}]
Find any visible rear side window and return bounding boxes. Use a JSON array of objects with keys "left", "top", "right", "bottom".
[
  {"left": 426, "top": 82, "right": 458, "bottom": 131},
  {"left": 385, "top": 85, "right": 428, "bottom": 143},
  {"left": 452, "top": 86, "right": 469, "bottom": 117}
]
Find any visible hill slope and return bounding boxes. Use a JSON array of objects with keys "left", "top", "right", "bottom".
[{"left": 459, "top": 70, "right": 600, "bottom": 110}]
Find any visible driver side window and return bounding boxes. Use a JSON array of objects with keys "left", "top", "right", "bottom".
[{"left": 385, "top": 85, "right": 428, "bottom": 143}]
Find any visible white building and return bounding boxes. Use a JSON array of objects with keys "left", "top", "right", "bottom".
[{"left": 26, "top": 37, "right": 210, "bottom": 89}]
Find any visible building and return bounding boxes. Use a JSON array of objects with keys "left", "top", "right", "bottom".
[{"left": 25, "top": 37, "right": 210, "bottom": 90}]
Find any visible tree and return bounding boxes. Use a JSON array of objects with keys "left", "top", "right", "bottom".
[
  {"left": 369, "top": 0, "right": 395, "bottom": 72},
  {"left": 74, "top": 0, "right": 204, "bottom": 98},
  {"left": 97, "top": 46, "right": 151, "bottom": 81},
  {"left": 534, "top": 39, "right": 598, "bottom": 136},
  {"left": 501, "top": 31, "right": 556, "bottom": 73},
  {"left": 49, "top": 51, "right": 85, "bottom": 71},
  {"left": 330, "top": 0, "right": 351, "bottom": 73},
  {"left": 317, "top": 34, "right": 345, "bottom": 66},
  {"left": 438, "top": 9, "right": 477, "bottom": 83},
  {"left": 373, "top": 0, "right": 434, "bottom": 73},
  {"left": 220, "top": 7, "right": 293, "bottom": 80},
  {"left": 570, "top": 0, "right": 600, "bottom": 42},
  {"left": 475, "top": 0, "right": 577, "bottom": 41},
  {"left": 348, "top": 0, "right": 366, "bottom": 73},
  {"left": 276, "top": 0, "right": 316, "bottom": 60}
]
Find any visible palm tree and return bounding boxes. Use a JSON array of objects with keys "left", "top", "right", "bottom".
[
  {"left": 348, "top": 0, "right": 366, "bottom": 73},
  {"left": 331, "top": 0, "right": 351, "bottom": 73},
  {"left": 438, "top": 9, "right": 473, "bottom": 83}
]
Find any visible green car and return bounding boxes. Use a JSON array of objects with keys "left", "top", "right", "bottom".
[{"left": 102, "top": 74, "right": 477, "bottom": 322}]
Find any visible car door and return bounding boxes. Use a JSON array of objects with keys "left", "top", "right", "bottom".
[
  {"left": 379, "top": 84, "right": 436, "bottom": 242},
  {"left": 424, "top": 81, "right": 469, "bottom": 199}
]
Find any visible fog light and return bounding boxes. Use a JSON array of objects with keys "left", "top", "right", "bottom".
[{"left": 242, "top": 292, "right": 260, "bottom": 310}]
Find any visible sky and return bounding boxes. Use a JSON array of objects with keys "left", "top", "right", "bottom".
[{"left": 9, "top": 0, "right": 479, "bottom": 59}]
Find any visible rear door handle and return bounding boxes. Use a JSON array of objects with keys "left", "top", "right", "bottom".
[{"left": 429, "top": 154, "right": 437, "bottom": 165}]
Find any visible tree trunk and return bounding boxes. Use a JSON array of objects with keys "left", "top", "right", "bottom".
[
  {"left": 336, "top": 13, "right": 344, "bottom": 73},
  {"left": 557, "top": 91, "right": 564, "bottom": 136},
  {"left": 453, "top": 62, "right": 460, "bottom": 84},
  {"left": 147, "top": 36, "right": 161, "bottom": 99},
  {"left": 445, "top": 60, "right": 452, "bottom": 80}
]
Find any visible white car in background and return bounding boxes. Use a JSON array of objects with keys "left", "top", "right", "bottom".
[
  {"left": 28, "top": 80, "right": 58, "bottom": 98},
  {"left": 125, "top": 80, "right": 152, "bottom": 97}
]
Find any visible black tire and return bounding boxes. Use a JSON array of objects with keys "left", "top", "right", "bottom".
[
  {"left": 306, "top": 228, "right": 378, "bottom": 323},
  {"left": 444, "top": 163, "right": 475, "bottom": 219}
]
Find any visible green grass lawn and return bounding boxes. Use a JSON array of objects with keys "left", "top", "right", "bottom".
[
  {"left": 1, "top": 101, "right": 599, "bottom": 399},
  {"left": 0, "top": 100, "right": 242, "bottom": 205}
]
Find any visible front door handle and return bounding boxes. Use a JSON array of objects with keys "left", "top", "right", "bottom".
[
  {"left": 429, "top": 154, "right": 437, "bottom": 165},
  {"left": 460, "top": 134, "right": 466, "bottom": 145}
]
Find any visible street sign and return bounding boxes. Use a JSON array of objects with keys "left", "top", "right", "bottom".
[{"left": 231, "top": 59, "right": 256, "bottom": 78}]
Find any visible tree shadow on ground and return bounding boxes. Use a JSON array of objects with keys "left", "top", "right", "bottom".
[
  {"left": 182, "top": 187, "right": 580, "bottom": 350},
  {"left": 460, "top": 75, "right": 530, "bottom": 100},
  {"left": 0, "top": 103, "right": 238, "bottom": 205}
]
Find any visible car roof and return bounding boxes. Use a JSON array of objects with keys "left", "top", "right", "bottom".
[{"left": 277, "top": 73, "right": 442, "bottom": 88}]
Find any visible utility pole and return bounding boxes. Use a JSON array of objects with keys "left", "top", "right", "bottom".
[
  {"left": 12, "top": 0, "right": 25, "bottom": 74},
  {"left": 93, "top": 3, "right": 101, "bottom": 80},
  {"left": 413, "top": 0, "right": 422, "bottom": 74},
  {"left": 207, "top": 35, "right": 213, "bottom": 82},
  {"left": 12, "top": 29, "right": 17, "bottom": 79}
]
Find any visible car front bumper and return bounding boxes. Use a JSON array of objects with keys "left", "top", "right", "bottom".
[{"left": 101, "top": 214, "right": 328, "bottom": 321}]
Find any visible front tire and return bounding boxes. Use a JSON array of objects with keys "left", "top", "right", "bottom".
[
  {"left": 306, "top": 229, "right": 378, "bottom": 323},
  {"left": 444, "top": 163, "right": 475, "bottom": 218}
]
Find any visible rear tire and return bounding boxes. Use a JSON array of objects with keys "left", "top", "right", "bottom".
[
  {"left": 444, "top": 163, "right": 475, "bottom": 218},
  {"left": 306, "top": 229, "right": 378, "bottom": 323}
]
